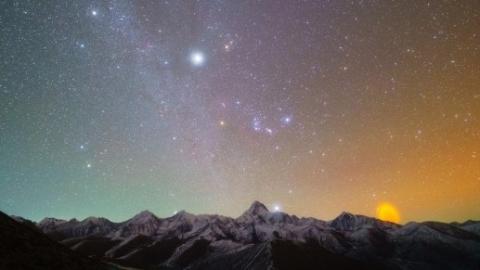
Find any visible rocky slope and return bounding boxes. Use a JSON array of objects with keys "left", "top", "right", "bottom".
[{"left": 0, "top": 211, "right": 124, "bottom": 270}]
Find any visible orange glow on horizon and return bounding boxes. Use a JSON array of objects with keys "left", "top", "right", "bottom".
[{"left": 376, "top": 202, "right": 401, "bottom": 223}]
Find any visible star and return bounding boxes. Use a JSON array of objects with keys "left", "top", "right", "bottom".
[
  {"left": 190, "top": 51, "right": 205, "bottom": 66},
  {"left": 281, "top": 115, "right": 293, "bottom": 126},
  {"left": 3, "top": 0, "right": 479, "bottom": 229}
]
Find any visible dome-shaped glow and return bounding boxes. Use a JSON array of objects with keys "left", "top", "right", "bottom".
[{"left": 376, "top": 202, "right": 401, "bottom": 223}]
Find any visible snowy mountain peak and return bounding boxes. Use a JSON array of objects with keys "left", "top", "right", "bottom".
[
  {"left": 38, "top": 217, "right": 68, "bottom": 227},
  {"left": 330, "top": 211, "right": 399, "bottom": 231},
  {"left": 172, "top": 210, "right": 195, "bottom": 219},
  {"left": 236, "top": 201, "right": 271, "bottom": 224},
  {"left": 330, "top": 212, "right": 363, "bottom": 231},
  {"left": 244, "top": 201, "right": 270, "bottom": 216},
  {"left": 81, "top": 216, "right": 111, "bottom": 225},
  {"left": 336, "top": 211, "right": 355, "bottom": 220},
  {"left": 129, "top": 210, "right": 158, "bottom": 223}
]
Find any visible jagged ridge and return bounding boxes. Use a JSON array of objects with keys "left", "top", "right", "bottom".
[{"left": 13, "top": 201, "right": 480, "bottom": 270}]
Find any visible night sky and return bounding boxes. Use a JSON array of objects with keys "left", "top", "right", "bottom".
[{"left": 1, "top": 0, "right": 479, "bottom": 223}]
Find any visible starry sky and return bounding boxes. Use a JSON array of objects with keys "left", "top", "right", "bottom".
[{"left": 1, "top": 0, "right": 479, "bottom": 223}]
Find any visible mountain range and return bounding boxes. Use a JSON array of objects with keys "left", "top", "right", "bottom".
[{"left": 2, "top": 201, "right": 480, "bottom": 270}]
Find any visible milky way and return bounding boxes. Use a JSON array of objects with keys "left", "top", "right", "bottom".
[{"left": 1, "top": 0, "right": 479, "bottom": 222}]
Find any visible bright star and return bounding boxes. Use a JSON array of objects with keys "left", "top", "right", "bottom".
[
  {"left": 91, "top": 10, "right": 98, "bottom": 16},
  {"left": 281, "top": 115, "right": 293, "bottom": 125},
  {"left": 190, "top": 51, "right": 205, "bottom": 66}
]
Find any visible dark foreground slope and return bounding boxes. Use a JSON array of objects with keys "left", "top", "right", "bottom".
[
  {"left": 180, "top": 240, "right": 385, "bottom": 270},
  {"left": 0, "top": 211, "right": 120, "bottom": 270}
]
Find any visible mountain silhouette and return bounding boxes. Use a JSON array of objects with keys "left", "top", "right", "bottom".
[{"left": 3, "top": 201, "right": 480, "bottom": 269}]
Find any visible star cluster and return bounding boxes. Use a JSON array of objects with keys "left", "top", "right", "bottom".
[{"left": 0, "top": 0, "right": 479, "bottom": 222}]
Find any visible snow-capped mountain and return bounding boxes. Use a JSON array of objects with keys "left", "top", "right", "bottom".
[
  {"left": 37, "top": 216, "right": 118, "bottom": 241},
  {"left": 29, "top": 201, "right": 480, "bottom": 270},
  {"left": 329, "top": 211, "right": 399, "bottom": 231}
]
